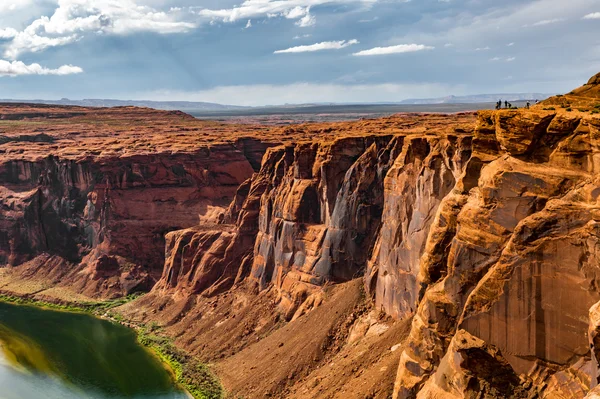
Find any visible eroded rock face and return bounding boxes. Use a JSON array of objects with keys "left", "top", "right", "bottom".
[
  {"left": 417, "top": 329, "right": 527, "bottom": 399},
  {"left": 0, "top": 105, "right": 276, "bottom": 298},
  {"left": 0, "top": 148, "right": 258, "bottom": 297},
  {"left": 365, "top": 135, "right": 472, "bottom": 319},
  {"left": 6, "top": 83, "right": 600, "bottom": 399},
  {"left": 394, "top": 107, "right": 600, "bottom": 398}
]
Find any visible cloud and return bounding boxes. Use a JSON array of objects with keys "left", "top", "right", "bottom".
[
  {"left": 296, "top": 13, "right": 316, "bottom": 27},
  {"left": 507, "top": 42, "right": 514, "bottom": 46},
  {"left": 2, "top": 0, "right": 196, "bottom": 59},
  {"left": 198, "top": 0, "right": 378, "bottom": 26},
  {"left": 353, "top": 44, "right": 434, "bottom": 56},
  {"left": 0, "top": 60, "right": 83, "bottom": 77},
  {"left": 583, "top": 12, "right": 600, "bottom": 19},
  {"left": 529, "top": 18, "right": 563, "bottom": 26},
  {"left": 0, "top": 28, "right": 18, "bottom": 39},
  {"left": 275, "top": 39, "right": 358, "bottom": 54},
  {"left": 0, "top": 0, "right": 32, "bottom": 13},
  {"left": 293, "top": 34, "right": 312, "bottom": 39},
  {"left": 245, "top": 19, "right": 252, "bottom": 28},
  {"left": 475, "top": 46, "right": 490, "bottom": 51},
  {"left": 490, "top": 56, "right": 516, "bottom": 62}
]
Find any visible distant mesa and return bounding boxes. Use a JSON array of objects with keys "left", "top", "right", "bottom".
[{"left": 0, "top": 98, "right": 247, "bottom": 112}]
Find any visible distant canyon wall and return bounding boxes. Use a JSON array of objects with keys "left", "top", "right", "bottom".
[{"left": 0, "top": 138, "right": 270, "bottom": 298}]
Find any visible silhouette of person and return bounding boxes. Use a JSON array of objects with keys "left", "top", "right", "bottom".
[
  {"left": 526, "top": 101, "right": 530, "bottom": 109},
  {"left": 505, "top": 100, "right": 509, "bottom": 108}
]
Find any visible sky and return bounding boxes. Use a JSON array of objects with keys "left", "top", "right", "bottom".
[{"left": 0, "top": 0, "right": 598, "bottom": 105}]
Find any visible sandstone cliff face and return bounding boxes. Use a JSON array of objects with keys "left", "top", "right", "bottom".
[
  {"left": 5, "top": 84, "right": 600, "bottom": 399},
  {"left": 0, "top": 147, "right": 262, "bottom": 297},
  {"left": 148, "top": 115, "right": 475, "bottom": 322},
  {"left": 137, "top": 99, "right": 600, "bottom": 398},
  {"left": 394, "top": 108, "right": 600, "bottom": 398},
  {"left": 0, "top": 105, "right": 275, "bottom": 298}
]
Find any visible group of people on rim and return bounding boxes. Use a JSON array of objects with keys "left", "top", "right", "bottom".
[{"left": 495, "top": 99, "right": 538, "bottom": 110}]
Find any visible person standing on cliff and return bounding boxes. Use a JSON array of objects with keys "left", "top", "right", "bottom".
[
  {"left": 526, "top": 101, "right": 530, "bottom": 109},
  {"left": 505, "top": 100, "right": 509, "bottom": 108}
]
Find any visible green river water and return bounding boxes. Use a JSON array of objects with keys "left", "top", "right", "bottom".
[{"left": 0, "top": 301, "right": 187, "bottom": 399}]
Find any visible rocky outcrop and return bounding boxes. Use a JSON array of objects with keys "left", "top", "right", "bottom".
[
  {"left": 126, "top": 94, "right": 600, "bottom": 397},
  {"left": 147, "top": 114, "right": 476, "bottom": 323},
  {"left": 417, "top": 329, "right": 528, "bottom": 398},
  {"left": 5, "top": 76, "right": 600, "bottom": 399},
  {"left": 0, "top": 106, "right": 276, "bottom": 298},
  {"left": 0, "top": 148, "right": 261, "bottom": 297},
  {"left": 394, "top": 105, "right": 600, "bottom": 398}
]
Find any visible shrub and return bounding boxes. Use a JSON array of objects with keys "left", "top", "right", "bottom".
[
  {"left": 543, "top": 107, "right": 556, "bottom": 111},
  {"left": 566, "top": 107, "right": 572, "bottom": 112}
]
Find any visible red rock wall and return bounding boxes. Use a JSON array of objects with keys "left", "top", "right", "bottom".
[
  {"left": 394, "top": 111, "right": 600, "bottom": 398},
  {"left": 0, "top": 143, "right": 268, "bottom": 298}
]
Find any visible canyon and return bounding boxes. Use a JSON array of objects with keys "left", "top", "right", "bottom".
[{"left": 1, "top": 72, "right": 600, "bottom": 398}]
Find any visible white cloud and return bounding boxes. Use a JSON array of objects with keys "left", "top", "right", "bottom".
[
  {"left": 507, "top": 42, "right": 514, "bottom": 46},
  {"left": 285, "top": 6, "right": 310, "bottom": 19},
  {"left": 583, "top": 12, "right": 600, "bottom": 19},
  {"left": 475, "top": 46, "right": 490, "bottom": 51},
  {"left": 444, "top": 43, "right": 454, "bottom": 47},
  {"left": 506, "top": 56, "right": 515, "bottom": 62},
  {"left": 245, "top": 19, "right": 252, "bottom": 28},
  {"left": 529, "top": 18, "right": 563, "bottom": 26},
  {"left": 140, "top": 81, "right": 466, "bottom": 106},
  {"left": 353, "top": 43, "right": 434, "bottom": 56},
  {"left": 275, "top": 39, "right": 358, "bottom": 54},
  {"left": 2, "top": 0, "right": 196, "bottom": 59},
  {"left": 0, "top": 0, "right": 32, "bottom": 13},
  {"left": 490, "top": 57, "right": 500, "bottom": 61},
  {"left": 0, "top": 59, "right": 83, "bottom": 77},
  {"left": 0, "top": 28, "right": 18, "bottom": 39},
  {"left": 296, "top": 13, "right": 316, "bottom": 27},
  {"left": 198, "top": 0, "right": 378, "bottom": 26}
]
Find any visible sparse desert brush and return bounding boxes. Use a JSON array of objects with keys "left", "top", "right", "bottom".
[
  {"left": 566, "top": 107, "right": 572, "bottom": 112},
  {"left": 543, "top": 107, "right": 556, "bottom": 111}
]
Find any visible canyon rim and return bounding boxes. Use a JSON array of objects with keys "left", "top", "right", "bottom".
[{"left": 1, "top": 73, "right": 600, "bottom": 398}]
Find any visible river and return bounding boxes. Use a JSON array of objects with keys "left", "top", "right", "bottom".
[{"left": 0, "top": 301, "right": 187, "bottom": 399}]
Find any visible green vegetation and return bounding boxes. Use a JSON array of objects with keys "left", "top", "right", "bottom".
[
  {"left": 0, "top": 293, "right": 141, "bottom": 315},
  {"left": 0, "top": 293, "right": 222, "bottom": 399},
  {"left": 543, "top": 107, "right": 556, "bottom": 111},
  {"left": 592, "top": 110, "right": 600, "bottom": 115},
  {"left": 566, "top": 107, "right": 573, "bottom": 112},
  {"left": 138, "top": 324, "right": 223, "bottom": 399}
]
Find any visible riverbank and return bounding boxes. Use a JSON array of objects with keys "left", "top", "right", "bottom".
[{"left": 0, "top": 290, "right": 222, "bottom": 399}]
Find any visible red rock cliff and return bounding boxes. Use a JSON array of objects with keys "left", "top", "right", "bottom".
[{"left": 4, "top": 75, "right": 600, "bottom": 398}]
